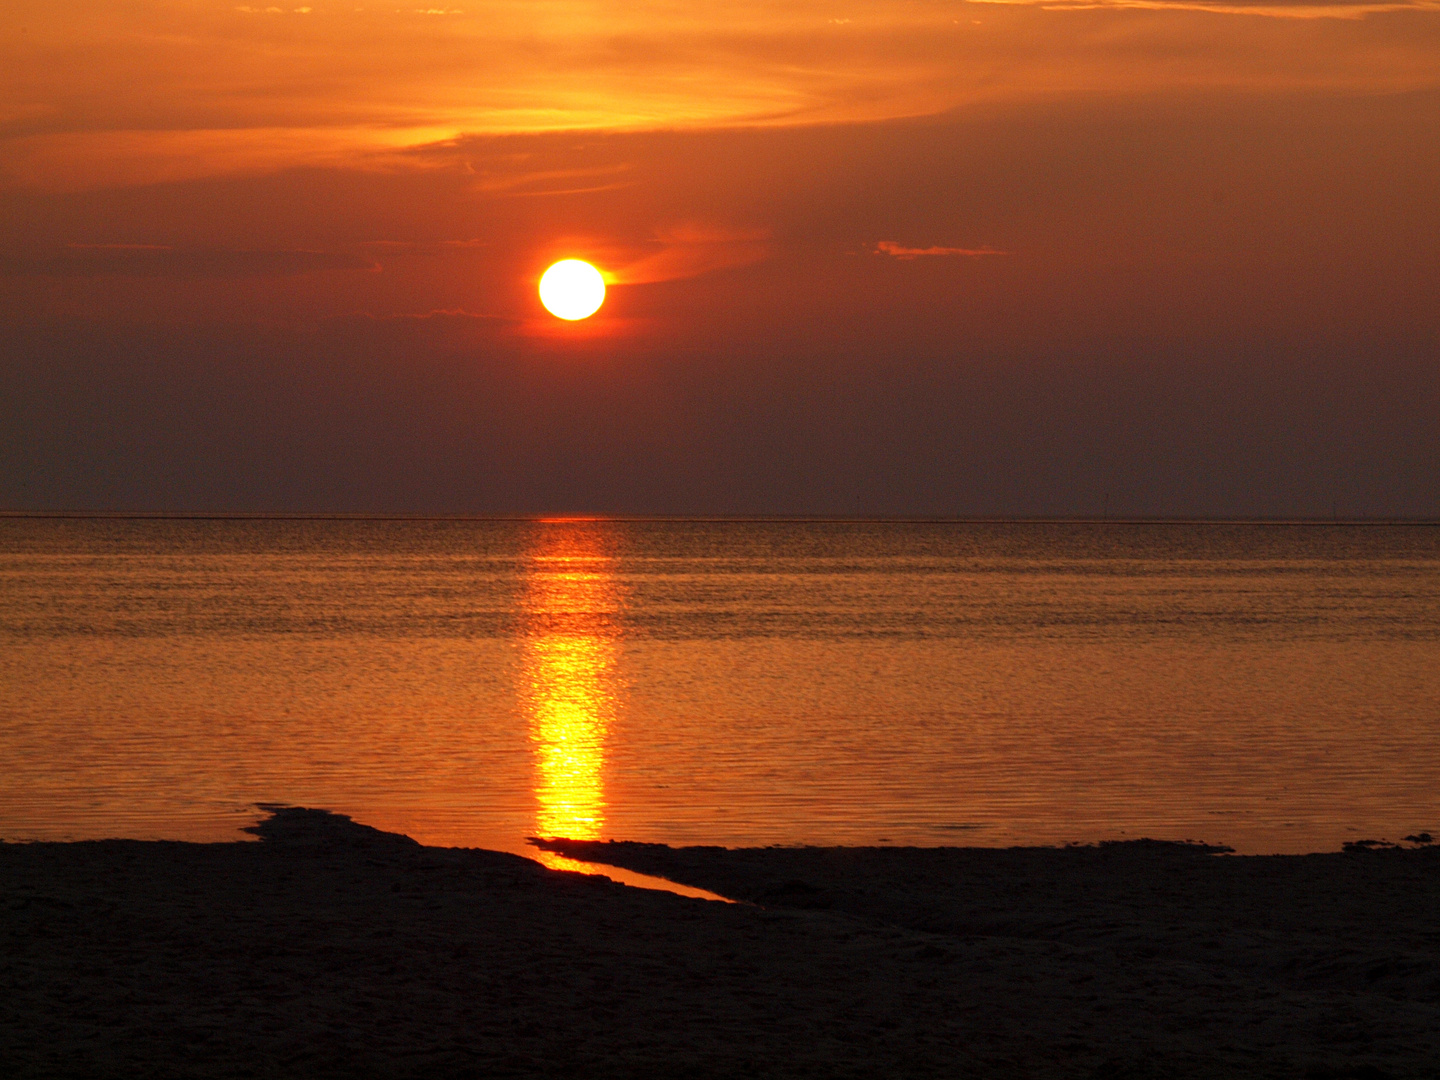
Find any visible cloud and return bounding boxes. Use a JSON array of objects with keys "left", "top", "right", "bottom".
[
  {"left": 607, "top": 224, "right": 771, "bottom": 285},
  {"left": 0, "top": 127, "right": 445, "bottom": 192},
  {"left": 876, "top": 241, "right": 1009, "bottom": 259},
  {"left": 987, "top": 0, "right": 1439, "bottom": 18},
  {"left": 6, "top": 0, "right": 1438, "bottom": 191},
  {"left": 467, "top": 162, "right": 636, "bottom": 198},
  {"left": 2, "top": 244, "right": 380, "bottom": 279},
  {"left": 318, "top": 309, "right": 515, "bottom": 343}
]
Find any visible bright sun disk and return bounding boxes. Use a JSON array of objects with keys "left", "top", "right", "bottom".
[{"left": 539, "top": 259, "right": 606, "bottom": 320}]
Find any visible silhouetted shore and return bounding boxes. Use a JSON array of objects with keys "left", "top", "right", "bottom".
[{"left": 3, "top": 808, "right": 1437, "bottom": 1079}]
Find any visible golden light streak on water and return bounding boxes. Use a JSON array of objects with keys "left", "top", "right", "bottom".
[
  {"left": 521, "top": 523, "right": 621, "bottom": 848},
  {"left": 526, "top": 633, "right": 615, "bottom": 839}
]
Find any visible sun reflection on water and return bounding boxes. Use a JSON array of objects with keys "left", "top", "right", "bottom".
[{"left": 520, "top": 522, "right": 622, "bottom": 855}]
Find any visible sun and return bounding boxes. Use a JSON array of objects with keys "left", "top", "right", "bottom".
[{"left": 539, "top": 259, "right": 606, "bottom": 320}]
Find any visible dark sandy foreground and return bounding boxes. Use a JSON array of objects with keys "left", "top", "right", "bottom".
[{"left": 3, "top": 810, "right": 1437, "bottom": 1080}]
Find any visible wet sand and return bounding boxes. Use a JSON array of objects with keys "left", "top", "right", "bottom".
[{"left": 3, "top": 809, "right": 1437, "bottom": 1079}]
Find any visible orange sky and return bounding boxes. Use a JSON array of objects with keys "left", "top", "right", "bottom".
[{"left": 1, "top": 1, "right": 1437, "bottom": 514}]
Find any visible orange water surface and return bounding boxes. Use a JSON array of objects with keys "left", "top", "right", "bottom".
[{"left": 1, "top": 518, "right": 1437, "bottom": 857}]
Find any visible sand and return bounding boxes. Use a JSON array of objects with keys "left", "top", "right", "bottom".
[{"left": 3, "top": 809, "right": 1437, "bottom": 1079}]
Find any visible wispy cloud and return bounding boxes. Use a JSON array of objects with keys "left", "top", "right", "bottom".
[
  {"left": 988, "top": 0, "right": 1439, "bottom": 18},
  {"left": 2, "top": 244, "right": 379, "bottom": 279},
  {"left": 468, "top": 162, "right": 636, "bottom": 198},
  {"left": 609, "top": 224, "right": 771, "bottom": 285},
  {"left": 319, "top": 309, "right": 514, "bottom": 340},
  {"left": 876, "top": 241, "right": 1009, "bottom": 260},
  {"left": 4, "top": 0, "right": 1438, "bottom": 191}
]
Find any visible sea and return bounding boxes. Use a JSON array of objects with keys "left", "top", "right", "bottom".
[{"left": 2, "top": 517, "right": 1437, "bottom": 865}]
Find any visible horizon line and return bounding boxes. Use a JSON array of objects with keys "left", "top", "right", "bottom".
[{"left": 2, "top": 512, "right": 1437, "bottom": 526}]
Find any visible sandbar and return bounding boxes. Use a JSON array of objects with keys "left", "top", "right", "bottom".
[{"left": 3, "top": 808, "right": 1436, "bottom": 1078}]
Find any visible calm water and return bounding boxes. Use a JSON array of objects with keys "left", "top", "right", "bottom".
[{"left": 1, "top": 518, "right": 1438, "bottom": 858}]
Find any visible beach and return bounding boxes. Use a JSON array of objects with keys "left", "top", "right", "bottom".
[{"left": 3, "top": 808, "right": 1436, "bottom": 1079}]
